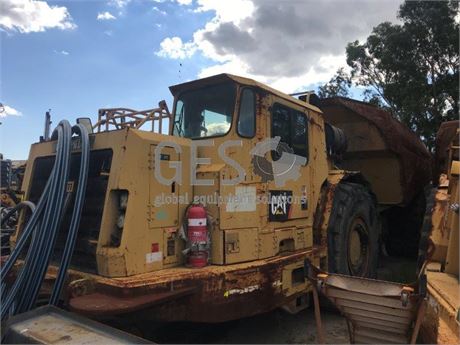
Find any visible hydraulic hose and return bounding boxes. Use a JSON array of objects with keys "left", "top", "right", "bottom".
[
  {"left": 50, "top": 124, "right": 89, "bottom": 305},
  {"left": 1, "top": 184, "right": 49, "bottom": 280},
  {"left": 0, "top": 201, "right": 36, "bottom": 228},
  {"left": 1, "top": 119, "right": 89, "bottom": 318},
  {"left": 1, "top": 122, "right": 70, "bottom": 317},
  {"left": 20, "top": 122, "right": 72, "bottom": 312}
]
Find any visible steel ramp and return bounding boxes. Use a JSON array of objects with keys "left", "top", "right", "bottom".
[{"left": 304, "top": 260, "right": 427, "bottom": 344}]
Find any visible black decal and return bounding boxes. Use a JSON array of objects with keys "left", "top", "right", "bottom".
[{"left": 268, "top": 190, "right": 292, "bottom": 221}]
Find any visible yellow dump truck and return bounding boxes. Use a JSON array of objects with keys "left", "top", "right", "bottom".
[
  {"left": 9, "top": 74, "right": 431, "bottom": 324},
  {"left": 421, "top": 121, "right": 459, "bottom": 344}
]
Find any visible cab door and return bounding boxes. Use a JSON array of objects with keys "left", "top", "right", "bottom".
[{"left": 267, "top": 102, "right": 311, "bottom": 222}]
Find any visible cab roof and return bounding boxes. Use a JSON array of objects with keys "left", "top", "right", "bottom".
[{"left": 169, "top": 73, "right": 321, "bottom": 113}]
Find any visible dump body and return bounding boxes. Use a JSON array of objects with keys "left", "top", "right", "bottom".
[{"left": 320, "top": 97, "right": 432, "bottom": 206}]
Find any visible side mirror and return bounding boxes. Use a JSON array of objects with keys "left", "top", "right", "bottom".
[{"left": 77, "top": 117, "right": 93, "bottom": 134}]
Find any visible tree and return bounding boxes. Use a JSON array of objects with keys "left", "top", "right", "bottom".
[
  {"left": 317, "top": 68, "right": 352, "bottom": 98},
  {"left": 346, "top": 0, "right": 459, "bottom": 150}
]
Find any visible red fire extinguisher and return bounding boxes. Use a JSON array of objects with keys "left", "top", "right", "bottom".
[
  {"left": 186, "top": 205, "right": 208, "bottom": 267},
  {"left": 188, "top": 251, "right": 208, "bottom": 268},
  {"left": 187, "top": 205, "right": 208, "bottom": 243}
]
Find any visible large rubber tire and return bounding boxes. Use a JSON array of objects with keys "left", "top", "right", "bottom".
[{"left": 327, "top": 182, "right": 380, "bottom": 278}]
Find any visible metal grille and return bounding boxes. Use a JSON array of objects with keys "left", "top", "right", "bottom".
[{"left": 28, "top": 149, "right": 113, "bottom": 273}]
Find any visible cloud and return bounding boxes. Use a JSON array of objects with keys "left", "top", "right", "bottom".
[
  {"left": 97, "top": 11, "right": 116, "bottom": 21},
  {"left": 0, "top": 104, "right": 22, "bottom": 118},
  {"left": 153, "top": 0, "right": 192, "bottom": 5},
  {"left": 110, "top": 0, "right": 131, "bottom": 8},
  {"left": 156, "top": 37, "right": 196, "bottom": 59},
  {"left": 153, "top": 6, "right": 167, "bottom": 15},
  {"left": 156, "top": 0, "right": 401, "bottom": 92},
  {"left": 109, "top": 0, "right": 131, "bottom": 15},
  {"left": 0, "top": 0, "right": 76, "bottom": 33},
  {"left": 53, "top": 49, "right": 69, "bottom": 55},
  {"left": 206, "top": 122, "right": 230, "bottom": 136}
]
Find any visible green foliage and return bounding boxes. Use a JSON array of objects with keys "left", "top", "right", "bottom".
[
  {"left": 345, "top": 0, "right": 459, "bottom": 150},
  {"left": 317, "top": 68, "right": 352, "bottom": 98}
]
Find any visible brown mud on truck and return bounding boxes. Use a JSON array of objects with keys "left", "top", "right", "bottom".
[{"left": 6, "top": 74, "right": 431, "bottom": 326}]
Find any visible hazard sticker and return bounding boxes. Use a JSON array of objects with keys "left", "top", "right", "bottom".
[{"left": 146, "top": 251, "right": 162, "bottom": 264}]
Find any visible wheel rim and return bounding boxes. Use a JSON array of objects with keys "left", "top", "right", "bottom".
[{"left": 347, "top": 217, "right": 369, "bottom": 276}]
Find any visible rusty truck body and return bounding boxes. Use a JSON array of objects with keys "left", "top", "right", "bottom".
[
  {"left": 10, "top": 74, "right": 431, "bottom": 324},
  {"left": 421, "top": 121, "right": 459, "bottom": 344}
]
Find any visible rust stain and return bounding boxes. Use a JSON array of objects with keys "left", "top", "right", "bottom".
[
  {"left": 35, "top": 248, "right": 325, "bottom": 323},
  {"left": 421, "top": 282, "right": 460, "bottom": 345},
  {"left": 69, "top": 288, "right": 196, "bottom": 317}
]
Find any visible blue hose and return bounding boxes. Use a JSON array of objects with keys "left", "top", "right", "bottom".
[
  {"left": 50, "top": 124, "right": 89, "bottom": 305},
  {"left": 0, "top": 201, "right": 36, "bottom": 228},
  {"left": 21, "top": 122, "right": 72, "bottom": 311},
  {"left": 1, "top": 120, "right": 90, "bottom": 318}
]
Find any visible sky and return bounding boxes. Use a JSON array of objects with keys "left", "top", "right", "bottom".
[{"left": 1, "top": 0, "right": 401, "bottom": 159}]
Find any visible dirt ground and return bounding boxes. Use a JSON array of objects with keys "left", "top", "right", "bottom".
[
  {"left": 146, "top": 307, "right": 348, "bottom": 344},
  {"left": 142, "top": 256, "right": 416, "bottom": 344}
]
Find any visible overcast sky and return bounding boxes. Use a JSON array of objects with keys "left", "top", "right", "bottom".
[{"left": 1, "top": 0, "right": 401, "bottom": 159}]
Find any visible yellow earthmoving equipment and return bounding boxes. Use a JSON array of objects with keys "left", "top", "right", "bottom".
[
  {"left": 1, "top": 156, "right": 27, "bottom": 256},
  {"left": 321, "top": 98, "right": 432, "bottom": 258},
  {"left": 4, "top": 74, "right": 431, "bottom": 324},
  {"left": 420, "top": 121, "right": 459, "bottom": 345}
]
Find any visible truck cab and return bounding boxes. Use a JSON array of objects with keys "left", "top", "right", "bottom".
[{"left": 167, "top": 74, "right": 330, "bottom": 267}]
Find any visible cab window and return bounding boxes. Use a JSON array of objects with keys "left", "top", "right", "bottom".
[
  {"left": 271, "top": 103, "right": 308, "bottom": 161},
  {"left": 173, "top": 82, "right": 236, "bottom": 138},
  {"left": 237, "top": 88, "right": 256, "bottom": 138}
]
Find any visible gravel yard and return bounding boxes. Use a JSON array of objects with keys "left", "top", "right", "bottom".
[
  {"left": 145, "top": 306, "right": 348, "bottom": 344},
  {"left": 143, "top": 256, "right": 416, "bottom": 344}
]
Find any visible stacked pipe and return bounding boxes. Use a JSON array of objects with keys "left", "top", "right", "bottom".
[{"left": 0, "top": 120, "right": 89, "bottom": 319}]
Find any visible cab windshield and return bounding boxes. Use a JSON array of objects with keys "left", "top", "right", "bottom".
[{"left": 173, "top": 82, "right": 236, "bottom": 138}]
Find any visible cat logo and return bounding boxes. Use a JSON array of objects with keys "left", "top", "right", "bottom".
[
  {"left": 271, "top": 196, "right": 287, "bottom": 215},
  {"left": 268, "top": 190, "right": 292, "bottom": 221}
]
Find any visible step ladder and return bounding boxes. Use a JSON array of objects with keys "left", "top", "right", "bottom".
[{"left": 304, "top": 260, "right": 427, "bottom": 344}]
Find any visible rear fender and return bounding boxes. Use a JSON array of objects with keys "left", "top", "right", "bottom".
[{"left": 312, "top": 170, "right": 375, "bottom": 253}]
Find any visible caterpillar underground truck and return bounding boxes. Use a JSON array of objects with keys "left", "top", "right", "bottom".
[{"left": 8, "top": 74, "right": 431, "bottom": 325}]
